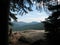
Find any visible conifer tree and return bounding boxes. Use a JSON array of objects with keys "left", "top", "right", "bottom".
[{"left": 43, "top": 0, "right": 60, "bottom": 45}]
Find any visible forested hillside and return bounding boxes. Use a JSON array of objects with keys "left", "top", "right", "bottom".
[{"left": 12, "top": 22, "right": 44, "bottom": 31}]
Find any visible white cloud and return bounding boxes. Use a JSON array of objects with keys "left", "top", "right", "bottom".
[
  {"left": 16, "top": 10, "right": 49, "bottom": 23},
  {"left": 11, "top": 6, "right": 51, "bottom": 22},
  {"left": 17, "top": 17, "right": 46, "bottom": 23}
]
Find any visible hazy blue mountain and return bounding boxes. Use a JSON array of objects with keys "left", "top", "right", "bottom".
[
  {"left": 20, "top": 23, "right": 44, "bottom": 30},
  {"left": 12, "top": 21, "right": 27, "bottom": 26},
  {"left": 12, "top": 21, "right": 39, "bottom": 26},
  {"left": 11, "top": 21, "right": 44, "bottom": 31},
  {"left": 31, "top": 22, "right": 39, "bottom": 23}
]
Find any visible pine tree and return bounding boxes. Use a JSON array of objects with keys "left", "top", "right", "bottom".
[
  {"left": 43, "top": 0, "right": 60, "bottom": 45},
  {"left": 8, "top": 0, "right": 33, "bottom": 36}
]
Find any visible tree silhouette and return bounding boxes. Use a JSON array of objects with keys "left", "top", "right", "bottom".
[
  {"left": 8, "top": 0, "right": 33, "bottom": 36},
  {"left": 43, "top": 0, "right": 60, "bottom": 45}
]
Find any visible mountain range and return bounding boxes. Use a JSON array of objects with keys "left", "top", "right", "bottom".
[{"left": 11, "top": 21, "right": 45, "bottom": 31}]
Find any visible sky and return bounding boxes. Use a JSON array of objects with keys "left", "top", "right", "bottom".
[{"left": 11, "top": 4, "right": 52, "bottom": 23}]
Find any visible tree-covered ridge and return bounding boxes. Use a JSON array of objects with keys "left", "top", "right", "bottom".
[{"left": 12, "top": 22, "right": 44, "bottom": 31}]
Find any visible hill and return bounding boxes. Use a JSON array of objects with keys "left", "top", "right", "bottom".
[
  {"left": 20, "top": 23, "right": 44, "bottom": 30},
  {"left": 11, "top": 21, "right": 45, "bottom": 31}
]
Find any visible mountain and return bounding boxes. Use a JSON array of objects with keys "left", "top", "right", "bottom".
[
  {"left": 20, "top": 23, "right": 44, "bottom": 30},
  {"left": 12, "top": 21, "right": 27, "bottom": 26},
  {"left": 11, "top": 21, "right": 44, "bottom": 31},
  {"left": 12, "top": 21, "right": 39, "bottom": 27},
  {"left": 29, "top": 21, "right": 40, "bottom": 24}
]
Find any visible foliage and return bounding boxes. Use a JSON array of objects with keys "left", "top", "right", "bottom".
[
  {"left": 12, "top": 23, "right": 44, "bottom": 31},
  {"left": 9, "top": 0, "right": 33, "bottom": 26},
  {"left": 43, "top": 0, "right": 60, "bottom": 45}
]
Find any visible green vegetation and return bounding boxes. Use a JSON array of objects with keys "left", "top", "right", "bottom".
[
  {"left": 21, "top": 23, "right": 44, "bottom": 30},
  {"left": 12, "top": 23, "right": 44, "bottom": 31}
]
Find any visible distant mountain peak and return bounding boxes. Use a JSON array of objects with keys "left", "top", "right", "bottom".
[
  {"left": 18, "top": 21, "right": 26, "bottom": 23},
  {"left": 31, "top": 21, "right": 40, "bottom": 23}
]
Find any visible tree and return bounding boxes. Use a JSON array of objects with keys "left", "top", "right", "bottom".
[
  {"left": 8, "top": 0, "right": 33, "bottom": 36},
  {"left": 43, "top": 0, "right": 60, "bottom": 45}
]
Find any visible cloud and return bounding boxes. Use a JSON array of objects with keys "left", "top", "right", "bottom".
[
  {"left": 16, "top": 10, "right": 49, "bottom": 23},
  {"left": 11, "top": 5, "right": 50, "bottom": 22},
  {"left": 17, "top": 17, "right": 46, "bottom": 23}
]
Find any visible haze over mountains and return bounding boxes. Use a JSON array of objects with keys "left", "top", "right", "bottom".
[{"left": 12, "top": 21, "right": 45, "bottom": 31}]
